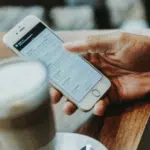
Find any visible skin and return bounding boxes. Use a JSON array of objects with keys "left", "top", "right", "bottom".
[{"left": 50, "top": 32, "right": 150, "bottom": 116}]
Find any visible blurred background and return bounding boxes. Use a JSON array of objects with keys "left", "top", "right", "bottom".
[{"left": 0, "top": 0, "right": 150, "bottom": 31}]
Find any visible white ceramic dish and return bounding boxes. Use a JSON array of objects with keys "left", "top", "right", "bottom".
[{"left": 49, "top": 132, "right": 107, "bottom": 150}]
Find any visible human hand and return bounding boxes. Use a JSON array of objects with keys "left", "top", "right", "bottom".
[{"left": 51, "top": 32, "right": 150, "bottom": 116}]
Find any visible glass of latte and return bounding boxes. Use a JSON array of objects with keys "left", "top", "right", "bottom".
[{"left": 0, "top": 57, "right": 55, "bottom": 150}]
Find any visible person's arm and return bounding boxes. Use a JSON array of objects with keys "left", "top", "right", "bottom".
[{"left": 51, "top": 32, "right": 150, "bottom": 116}]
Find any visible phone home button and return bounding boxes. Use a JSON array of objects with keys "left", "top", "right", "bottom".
[{"left": 92, "top": 89, "right": 100, "bottom": 97}]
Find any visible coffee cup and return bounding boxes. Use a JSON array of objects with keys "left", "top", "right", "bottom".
[{"left": 0, "top": 57, "right": 55, "bottom": 150}]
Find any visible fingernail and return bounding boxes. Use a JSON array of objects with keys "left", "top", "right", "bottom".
[
  {"left": 63, "top": 104, "right": 71, "bottom": 115},
  {"left": 50, "top": 88, "right": 54, "bottom": 97},
  {"left": 63, "top": 42, "right": 75, "bottom": 48},
  {"left": 94, "top": 110, "right": 104, "bottom": 116},
  {"left": 50, "top": 88, "right": 55, "bottom": 102},
  {"left": 63, "top": 41, "right": 87, "bottom": 48},
  {"left": 94, "top": 105, "right": 104, "bottom": 116}
]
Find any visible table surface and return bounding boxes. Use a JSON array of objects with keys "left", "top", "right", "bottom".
[{"left": 0, "top": 31, "right": 150, "bottom": 150}]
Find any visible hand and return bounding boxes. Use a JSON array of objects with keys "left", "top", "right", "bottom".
[{"left": 50, "top": 32, "right": 150, "bottom": 116}]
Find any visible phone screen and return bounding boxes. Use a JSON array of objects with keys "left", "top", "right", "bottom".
[{"left": 13, "top": 23, "right": 102, "bottom": 102}]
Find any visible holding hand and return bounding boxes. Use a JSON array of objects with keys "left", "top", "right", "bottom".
[{"left": 51, "top": 32, "right": 150, "bottom": 116}]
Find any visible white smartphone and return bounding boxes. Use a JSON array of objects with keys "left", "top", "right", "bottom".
[{"left": 3, "top": 15, "right": 111, "bottom": 111}]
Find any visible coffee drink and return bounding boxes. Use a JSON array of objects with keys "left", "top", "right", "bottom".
[{"left": 0, "top": 57, "right": 55, "bottom": 150}]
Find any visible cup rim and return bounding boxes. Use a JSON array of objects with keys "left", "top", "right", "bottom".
[{"left": 0, "top": 57, "right": 49, "bottom": 119}]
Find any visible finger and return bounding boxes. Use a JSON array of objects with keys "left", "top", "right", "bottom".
[
  {"left": 63, "top": 32, "right": 120, "bottom": 53},
  {"left": 93, "top": 97, "right": 109, "bottom": 116},
  {"left": 64, "top": 101, "right": 77, "bottom": 115},
  {"left": 63, "top": 40, "right": 89, "bottom": 53},
  {"left": 112, "top": 73, "right": 150, "bottom": 102},
  {"left": 90, "top": 53, "right": 100, "bottom": 68},
  {"left": 50, "top": 87, "right": 62, "bottom": 104},
  {"left": 98, "top": 56, "right": 132, "bottom": 77}
]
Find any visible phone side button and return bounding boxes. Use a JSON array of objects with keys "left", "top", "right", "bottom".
[{"left": 92, "top": 89, "right": 101, "bottom": 97}]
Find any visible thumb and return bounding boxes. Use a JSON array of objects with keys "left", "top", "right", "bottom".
[
  {"left": 63, "top": 32, "right": 119, "bottom": 53},
  {"left": 111, "top": 73, "right": 150, "bottom": 102}
]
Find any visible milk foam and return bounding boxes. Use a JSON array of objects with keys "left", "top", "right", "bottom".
[{"left": 0, "top": 60, "right": 48, "bottom": 119}]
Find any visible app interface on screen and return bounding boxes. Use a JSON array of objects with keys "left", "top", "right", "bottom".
[{"left": 14, "top": 23, "right": 102, "bottom": 102}]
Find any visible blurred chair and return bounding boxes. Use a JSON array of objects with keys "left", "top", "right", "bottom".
[
  {"left": 50, "top": 5, "right": 95, "bottom": 30},
  {"left": 106, "top": 0, "right": 148, "bottom": 29},
  {"left": 64, "top": 0, "right": 112, "bottom": 29},
  {"left": 0, "top": 0, "right": 64, "bottom": 31}
]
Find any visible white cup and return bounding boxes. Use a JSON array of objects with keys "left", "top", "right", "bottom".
[{"left": 0, "top": 57, "right": 55, "bottom": 150}]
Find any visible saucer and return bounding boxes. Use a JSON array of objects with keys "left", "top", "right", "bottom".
[{"left": 50, "top": 132, "right": 107, "bottom": 150}]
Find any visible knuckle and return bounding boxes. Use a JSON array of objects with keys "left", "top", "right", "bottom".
[
  {"left": 117, "top": 32, "right": 128, "bottom": 41},
  {"left": 114, "top": 32, "right": 131, "bottom": 43},
  {"left": 110, "top": 31, "right": 124, "bottom": 39}
]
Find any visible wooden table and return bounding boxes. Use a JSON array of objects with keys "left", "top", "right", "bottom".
[{"left": 0, "top": 31, "right": 149, "bottom": 150}]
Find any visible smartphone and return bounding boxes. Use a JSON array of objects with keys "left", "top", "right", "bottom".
[{"left": 3, "top": 15, "right": 111, "bottom": 111}]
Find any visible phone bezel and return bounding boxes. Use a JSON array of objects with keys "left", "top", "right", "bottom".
[{"left": 3, "top": 15, "right": 111, "bottom": 111}]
